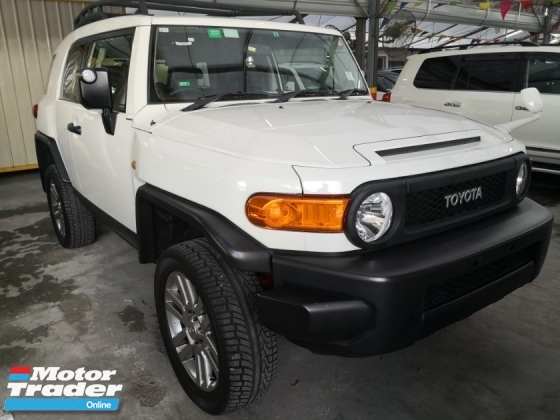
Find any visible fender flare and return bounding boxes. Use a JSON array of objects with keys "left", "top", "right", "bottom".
[
  {"left": 35, "top": 131, "right": 71, "bottom": 190},
  {"left": 136, "top": 184, "right": 272, "bottom": 272}
]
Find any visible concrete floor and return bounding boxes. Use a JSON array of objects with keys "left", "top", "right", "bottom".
[{"left": 0, "top": 170, "right": 559, "bottom": 420}]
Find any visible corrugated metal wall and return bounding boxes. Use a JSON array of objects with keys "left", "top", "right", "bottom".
[{"left": 0, "top": 0, "right": 118, "bottom": 172}]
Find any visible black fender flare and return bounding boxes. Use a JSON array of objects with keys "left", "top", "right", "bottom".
[
  {"left": 35, "top": 131, "right": 71, "bottom": 191},
  {"left": 136, "top": 184, "right": 271, "bottom": 272}
]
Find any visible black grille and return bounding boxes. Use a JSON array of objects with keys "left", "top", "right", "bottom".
[
  {"left": 405, "top": 172, "right": 507, "bottom": 228},
  {"left": 377, "top": 137, "right": 480, "bottom": 157},
  {"left": 423, "top": 245, "right": 536, "bottom": 311}
]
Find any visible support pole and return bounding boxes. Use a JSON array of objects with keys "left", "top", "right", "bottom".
[
  {"left": 366, "top": 0, "right": 380, "bottom": 99},
  {"left": 355, "top": 18, "right": 367, "bottom": 70},
  {"left": 543, "top": 5, "right": 553, "bottom": 44}
]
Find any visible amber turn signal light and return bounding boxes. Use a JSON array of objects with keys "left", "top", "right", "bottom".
[{"left": 246, "top": 195, "right": 349, "bottom": 232}]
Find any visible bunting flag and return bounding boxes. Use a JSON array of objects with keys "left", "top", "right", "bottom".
[
  {"left": 387, "top": 0, "right": 397, "bottom": 14},
  {"left": 421, "top": 30, "right": 429, "bottom": 36},
  {"left": 500, "top": 1, "right": 513, "bottom": 20},
  {"left": 413, "top": 28, "right": 423, "bottom": 36},
  {"left": 479, "top": 2, "right": 492, "bottom": 10},
  {"left": 476, "top": 39, "right": 483, "bottom": 44},
  {"left": 449, "top": 1, "right": 460, "bottom": 5},
  {"left": 434, "top": 2, "right": 446, "bottom": 8},
  {"left": 438, "top": 34, "right": 446, "bottom": 42},
  {"left": 399, "top": 2, "right": 408, "bottom": 11},
  {"left": 381, "top": 17, "right": 390, "bottom": 28},
  {"left": 520, "top": 0, "right": 532, "bottom": 10},
  {"left": 412, "top": 1, "right": 423, "bottom": 8}
]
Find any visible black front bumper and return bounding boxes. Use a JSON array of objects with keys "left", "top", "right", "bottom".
[{"left": 256, "top": 198, "right": 553, "bottom": 357}]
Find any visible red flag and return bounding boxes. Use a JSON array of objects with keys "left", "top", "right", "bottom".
[
  {"left": 500, "top": 1, "right": 513, "bottom": 20},
  {"left": 520, "top": 0, "right": 532, "bottom": 10}
]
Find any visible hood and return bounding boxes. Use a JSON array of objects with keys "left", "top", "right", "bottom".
[{"left": 146, "top": 100, "right": 511, "bottom": 168}]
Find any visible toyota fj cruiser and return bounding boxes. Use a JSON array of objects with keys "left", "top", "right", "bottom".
[{"left": 35, "top": 1, "right": 553, "bottom": 414}]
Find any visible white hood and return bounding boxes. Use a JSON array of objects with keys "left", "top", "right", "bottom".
[{"left": 147, "top": 100, "right": 511, "bottom": 168}]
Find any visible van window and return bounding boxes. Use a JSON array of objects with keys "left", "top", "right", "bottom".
[
  {"left": 525, "top": 54, "right": 560, "bottom": 94},
  {"left": 413, "top": 56, "right": 461, "bottom": 90},
  {"left": 453, "top": 54, "right": 517, "bottom": 92}
]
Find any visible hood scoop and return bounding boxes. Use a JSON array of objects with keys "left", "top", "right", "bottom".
[{"left": 376, "top": 137, "right": 481, "bottom": 157}]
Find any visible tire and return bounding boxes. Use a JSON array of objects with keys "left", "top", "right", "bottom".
[
  {"left": 154, "top": 239, "right": 278, "bottom": 414},
  {"left": 45, "top": 165, "right": 96, "bottom": 248}
]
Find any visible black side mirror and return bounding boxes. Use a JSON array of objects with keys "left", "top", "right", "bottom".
[{"left": 78, "top": 68, "right": 116, "bottom": 135}]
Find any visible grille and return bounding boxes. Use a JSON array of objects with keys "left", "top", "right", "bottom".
[
  {"left": 377, "top": 137, "right": 480, "bottom": 157},
  {"left": 423, "top": 245, "right": 536, "bottom": 312},
  {"left": 405, "top": 172, "right": 507, "bottom": 228}
]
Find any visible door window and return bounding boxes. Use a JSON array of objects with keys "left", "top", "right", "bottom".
[
  {"left": 453, "top": 54, "right": 517, "bottom": 92},
  {"left": 87, "top": 33, "right": 134, "bottom": 112},
  {"left": 525, "top": 54, "right": 560, "bottom": 94},
  {"left": 413, "top": 56, "right": 461, "bottom": 90},
  {"left": 62, "top": 44, "right": 85, "bottom": 101}
]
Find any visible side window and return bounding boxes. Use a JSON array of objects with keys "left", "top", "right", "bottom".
[
  {"left": 525, "top": 54, "right": 560, "bottom": 94},
  {"left": 87, "top": 33, "right": 134, "bottom": 112},
  {"left": 413, "top": 56, "right": 461, "bottom": 90},
  {"left": 62, "top": 44, "right": 85, "bottom": 101},
  {"left": 453, "top": 54, "right": 517, "bottom": 92}
]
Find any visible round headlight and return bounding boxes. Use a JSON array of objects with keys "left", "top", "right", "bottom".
[
  {"left": 355, "top": 193, "right": 393, "bottom": 243},
  {"left": 516, "top": 162, "right": 528, "bottom": 197}
]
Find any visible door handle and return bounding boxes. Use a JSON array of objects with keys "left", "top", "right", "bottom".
[
  {"left": 515, "top": 106, "right": 529, "bottom": 111},
  {"left": 444, "top": 101, "right": 462, "bottom": 108},
  {"left": 67, "top": 123, "right": 81, "bottom": 135}
]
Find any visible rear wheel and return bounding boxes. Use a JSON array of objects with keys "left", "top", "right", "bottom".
[
  {"left": 155, "top": 239, "right": 277, "bottom": 414},
  {"left": 45, "top": 165, "right": 96, "bottom": 248}
]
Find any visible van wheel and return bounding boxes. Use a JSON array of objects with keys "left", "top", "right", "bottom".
[
  {"left": 45, "top": 165, "right": 96, "bottom": 248},
  {"left": 155, "top": 239, "right": 277, "bottom": 414}
]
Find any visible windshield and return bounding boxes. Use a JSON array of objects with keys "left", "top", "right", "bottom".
[{"left": 150, "top": 26, "right": 366, "bottom": 103}]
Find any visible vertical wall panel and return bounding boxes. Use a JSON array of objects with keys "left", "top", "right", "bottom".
[{"left": 0, "top": 0, "right": 116, "bottom": 172}]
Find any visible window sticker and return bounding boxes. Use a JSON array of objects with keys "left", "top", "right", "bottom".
[
  {"left": 273, "top": 31, "right": 280, "bottom": 37},
  {"left": 188, "top": 38, "right": 195, "bottom": 42},
  {"left": 338, "top": 37, "right": 344, "bottom": 47},
  {"left": 345, "top": 71, "right": 355, "bottom": 81},
  {"left": 223, "top": 28, "right": 239, "bottom": 38},
  {"left": 174, "top": 42, "right": 192, "bottom": 46},
  {"left": 159, "top": 27, "right": 169, "bottom": 33},
  {"left": 248, "top": 46, "right": 257, "bottom": 52},
  {"left": 178, "top": 81, "right": 191, "bottom": 87},
  {"left": 207, "top": 28, "right": 222, "bottom": 39}
]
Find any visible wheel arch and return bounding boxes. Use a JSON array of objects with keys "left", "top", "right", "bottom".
[
  {"left": 136, "top": 184, "right": 271, "bottom": 272},
  {"left": 35, "top": 131, "right": 71, "bottom": 192}
]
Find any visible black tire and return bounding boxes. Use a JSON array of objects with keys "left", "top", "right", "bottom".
[
  {"left": 45, "top": 165, "right": 96, "bottom": 248},
  {"left": 155, "top": 239, "right": 278, "bottom": 414}
]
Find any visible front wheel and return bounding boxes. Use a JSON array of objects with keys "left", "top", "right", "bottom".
[{"left": 155, "top": 239, "right": 277, "bottom": 414}]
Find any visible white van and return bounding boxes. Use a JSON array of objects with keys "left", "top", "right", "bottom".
[{"left": 391, "top": 45, "right": 560, "bottom": 174}]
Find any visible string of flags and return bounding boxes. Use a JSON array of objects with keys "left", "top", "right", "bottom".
[{"left": 384, "top": 0, "right": 560, "bottom": 21}]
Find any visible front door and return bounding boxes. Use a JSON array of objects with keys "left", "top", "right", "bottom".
[{"left": 69, "top": 30, "right": 137, "bottom": 231}]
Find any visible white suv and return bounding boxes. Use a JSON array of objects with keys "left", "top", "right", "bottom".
[
  {"left": 35, "top": 4, "right": 553, "bottom": 415},
  {"left": 391, "top": 44, "right": 560, "bottom": 174}
]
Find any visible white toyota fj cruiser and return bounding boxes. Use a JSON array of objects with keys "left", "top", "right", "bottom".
[{"left": 35, "top": 1, "right": 553, "bottom": 414}]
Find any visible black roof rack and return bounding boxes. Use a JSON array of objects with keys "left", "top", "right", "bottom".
[
  {"left": 419, "top": 41, "right": 539, "bottom": 54},
  {"left": 74, "top": 0, "right": 305, "bottom": 29}
]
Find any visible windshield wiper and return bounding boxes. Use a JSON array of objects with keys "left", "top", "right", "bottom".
[
  {"left": 183, "top": 92, "right": 270, "bottom": 112},
  {"left": 336, "top": 88, "right": 370, "bottom": 100},
  {"left": 274, "top": 89, "right": 333, "bottom": 103}
]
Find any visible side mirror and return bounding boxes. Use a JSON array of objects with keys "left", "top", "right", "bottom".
[
  {"left": 520, "top": 87, "right": 543, "bottom": 114},
  {"left": 78, "top": 68, "right": 116, "bottom": 135}
]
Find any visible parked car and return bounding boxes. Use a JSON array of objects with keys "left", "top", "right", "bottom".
[
  {"left": 377, "top": 70, "right": 399, "bottom": 92},
  {"left": 391, "top": 45, "right": 560, "bottom": 174},
  {"left": 35, "top": 4, "right": 552, "bottom": 415}
]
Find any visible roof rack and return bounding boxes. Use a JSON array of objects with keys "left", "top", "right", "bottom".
[
  {"left": 74, "top": 0, "right": 306, "bottom": 29},
  {"left": 419, "top": 41, "right": 539, "bottom": 54}
]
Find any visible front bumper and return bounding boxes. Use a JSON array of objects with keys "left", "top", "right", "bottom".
[{"left": 256, "top": 198, "right": 552, "bottom": 357}]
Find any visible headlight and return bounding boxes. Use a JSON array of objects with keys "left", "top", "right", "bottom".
[
  {"left": 516, "top": 162, "right": 528, "bottom": 197},
  {"left": 355, "top": 193, "right": 393, "bottom": 242}
]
